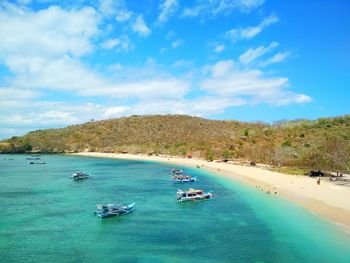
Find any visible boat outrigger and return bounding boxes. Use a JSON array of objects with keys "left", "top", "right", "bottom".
[
  {"left": 176, "top": 188, "right": 215, "bottom": 202},
  {"left": 172, "top": 175, "right": 198, "bottom": 183},
  {"left": 71, "top": 171, "right": 91, "bottom": 180},
  {"left": 94, "top": 202, "right": 135, "bottom": 218}
]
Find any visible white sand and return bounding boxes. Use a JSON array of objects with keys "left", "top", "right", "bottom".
[{"left": 74, "top": 152, "right": 350, "bottom": 228}]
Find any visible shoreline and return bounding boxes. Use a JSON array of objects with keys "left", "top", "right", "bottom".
[{"left": 73, "top": 152, "right": 350, "bottom": 230}]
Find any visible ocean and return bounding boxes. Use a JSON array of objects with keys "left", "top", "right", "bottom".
[{"left": 0, "top": 154, "right": 349, "bottom": 262}]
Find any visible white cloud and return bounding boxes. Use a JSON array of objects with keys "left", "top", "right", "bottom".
[
  {"left": 16, "top": 0, "right": 32, "bottom": 5},
  {"left": 225, "top": 14, "right": 279, "bottom": 42},
  {"left": 171, "top": 39, "right": 184, "bottom": 48},
  {"left": 0, "top": 100, "right": 128, "bottom": 130},
  {"left": 158, "top": 0, "right": 179, "bottom": 23},
  {"left": 214, "top": 44, "right": 225, "bottom": 53},
  {"left": 200, "top": 60, "right": 311, "bottom": 106},
  {"left": 215, "top": 0, "right": 265, "bottom": 14},
  {"left": 0, "top": 88, "right": 40, "bottom": 100},
  {"left": 115, "top": 9, "right": 132, "bottom": 22},
  {"left": 236, "top": 0, "right": 265, "bottom": 11},
  {"left": 0, "top": 127, "right": 25, "bottom": 139},
  {"left": 99, "top": 0, "right": 116, "bottom": 16},
  {"left": 172, "top": 60, "right": 192, "bottom": 68},
  {"left": 0, "top": 95, "right": 244, "bottom": 138},
  {"left": 102, "top": 39, "right": 120, "bottom": 49},
  {"left": 103, "top": 106, "right": 130, "bottom": 118},
  {"left": 82, "top": 79, "right": 191, "bottom": 99},
  {"left": 6, "top": 56, "right": 106, "bottom": 93},
  {"left": 182, "top": 0, "right": 265, "bottom": 18},
  {"left": 0, "top": 4, "right": 100, "bottom": 59},
  {"left": 239, "top": 42, "right": 278, "bottom": 64},
  {"left": 210, "top": 60, "right": 235, "bottom": 77},
  {"left": 4, "top": 55, "right": 191, "bottom": 100},
  {"left": 182, "top": 7, "right": 202, "bottom": 18},
  {"left": 99, "top": 0, "right": 132, "bottom": 22},
  {"left": 259, "top": 51, "right": 291, "bottom": 67},
  {"left": 101, "top": 35, "right": 131, "bottom": 51},
  {"left": 0, "top": 5, "right": 179, "bottom": 101},
  {"left": 108, "top": 63, "right": 123, "bottom": 71},
  {"left": 125, "top": 97, "right": 245, "bottom": 116},
  {"left": 132, "top": 15, "right": 151, "bottom": 37},
  {"left": 293, "top": 94, "right": 312, "bottom": 104}
]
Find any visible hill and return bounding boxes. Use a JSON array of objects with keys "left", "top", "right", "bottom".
[{"left": 1, "top": 114, "right": 350, "bottom": 173}]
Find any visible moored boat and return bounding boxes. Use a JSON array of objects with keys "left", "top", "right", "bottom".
[
  {"left": 29, "top": 161, "right": 46, "bottom": 164},
  {"left": 94, "top": 202, "right": 135, "bottom": 218},
  {"left": 172, "top": 175, "right": 198, "bottom": 183},
  {"left": 170, "top": 168, "right": 183, "bottom": 175},
  {"left": 71, "top": 171, "right": 91, "bottom": 180},
  {"left": 26, "top": 157, "right": 41, "bottom": 160},
  {"left": 176, "top": 188, "right": 215, "bottom": 202}
]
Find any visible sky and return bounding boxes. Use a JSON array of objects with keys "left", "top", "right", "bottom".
[{"left": 0, "top": 0, "right": 349, "bottom": 139}]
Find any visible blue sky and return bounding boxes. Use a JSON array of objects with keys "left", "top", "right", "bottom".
[{"left": 0, "top": 0, "right": 349, "bottom": 139}]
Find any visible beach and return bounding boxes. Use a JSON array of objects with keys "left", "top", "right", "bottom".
[{"left": 75, "top": 152, "right": 350, "bottom": 230}]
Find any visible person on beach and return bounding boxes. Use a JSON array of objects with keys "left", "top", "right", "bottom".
[{"left": 317, "top": 178, "right": 321, "bottom": 185}]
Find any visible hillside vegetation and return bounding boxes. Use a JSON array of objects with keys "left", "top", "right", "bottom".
[{"left": 1, "top": 114, "right": 350, "bottom": 173}]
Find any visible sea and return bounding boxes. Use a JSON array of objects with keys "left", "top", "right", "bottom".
[{"left": 0, "top": 154, "right": 349, "bottom": 263}]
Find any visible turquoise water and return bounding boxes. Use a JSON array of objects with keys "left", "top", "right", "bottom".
[{"left": 0, "top": 155, "right": 349, "bottom": 263}]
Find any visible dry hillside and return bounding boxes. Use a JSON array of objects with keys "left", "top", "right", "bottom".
[{"left": 1, "top": 114, "right": 350, "bottom": 173}]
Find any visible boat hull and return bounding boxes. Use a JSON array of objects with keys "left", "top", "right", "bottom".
[{"left": 177, "top": 194, "right": 214, "bottom": 202}]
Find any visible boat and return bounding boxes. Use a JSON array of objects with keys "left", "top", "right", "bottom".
[
  {"left": 71, "top": 171, "right": 91, "bottom": 180},
  {"left": 94, "top": 202, "right": 135, "bottom": 218},
  {"left": 26, "top": 157, "right": 41, "bottom": 160},
  {"left": 176, "top": 188, "right": 215, "bottom": 202},
  {"left": 172, "top": 175, "right": 198, "bottom": 183},
  {"left": 29, "top": 161, "right": 46, "bottom": 164},
  {"left": 170, "top": 168, "right": 183, "bottom": 175}
]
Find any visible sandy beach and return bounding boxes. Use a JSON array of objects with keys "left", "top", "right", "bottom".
[{"left": 75, "top": 152, "right": 350, "bottom": 230}]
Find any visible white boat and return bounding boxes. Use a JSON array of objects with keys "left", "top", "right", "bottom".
[
  {"left": 172, "top": 175, "right": 198, "bottom": 183},
  {"left": 170, "top": 168, "right": 183, "bottom": 175},
  {"left": 176, "top": 188, "right": 215, "bottom": 202},
  {"left": 26, "top": 157, "right": 41, "bottom": 160},
  {"left": 94, "top": 202, "right": 135, "bottom": 218},
  {"left": 71, "top": 171, "right": 91, "bottom": 180}
]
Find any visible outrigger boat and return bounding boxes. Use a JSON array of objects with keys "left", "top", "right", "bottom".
[
  {"left": 170, "top": 168, "right": 183, "bottom": 175},
  {"left": 26, "top": 157, "right": 41, "bottom": 160},
  {"left": 172, "top": 175, "right": 198, "bottom": 183},
  {"left": 176, "top": 188, "right": 215, "bottom": 202},
  {"left": 71, "top": 171, "right": 91, "bottom": 180},
  {"left": 29, "top": 161, "right": 46, "bottom": 164},
  {"left": 94, "top": 202, "right": 135, "bottom": 218}
]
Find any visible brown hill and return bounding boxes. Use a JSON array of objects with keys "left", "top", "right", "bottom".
[{"left": 1, "top": 114, "right": 350, "bottom": 173}]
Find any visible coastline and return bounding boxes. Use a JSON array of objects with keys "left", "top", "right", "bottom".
[{"left": 73, "top": 152, "right": 350, "bottom": 230}]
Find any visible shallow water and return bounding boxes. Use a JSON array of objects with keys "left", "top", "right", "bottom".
[{"left": 0, "top": 154, "right": 349, "bottom": 262}]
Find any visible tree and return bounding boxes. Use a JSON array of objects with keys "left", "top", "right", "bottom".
[
  {"left": 323, "top": 137, "right": 350, "bottom": 172},
  {"left": 299, "top": 145, "right": 326, "bottom": 170},
  {"left": 221, "top": 149, "right": 232, "bottom": 161},
  {"left": 241, "top": 128, "right": 249, "bottom": 137},
  {"left": 205, "top": 148, "right": 214, "bottom": 161}
]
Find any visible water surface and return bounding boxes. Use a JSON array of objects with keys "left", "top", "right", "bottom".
[{"left": 0, "top": 154, "right": 349, "bottom": 262}]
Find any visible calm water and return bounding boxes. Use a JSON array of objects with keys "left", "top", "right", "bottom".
[{"left": 0, "top": 155, "right": 349, "bottom": 263}]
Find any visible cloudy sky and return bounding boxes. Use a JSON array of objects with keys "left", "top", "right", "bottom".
[{"left": 0, "top": 0, "right": 349, "bottom": 139}]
